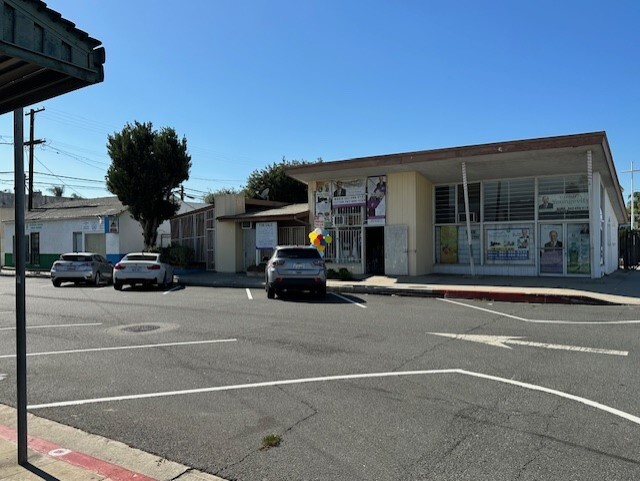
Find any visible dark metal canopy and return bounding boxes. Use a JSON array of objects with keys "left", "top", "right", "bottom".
[{"left": 0, "top": 0, "right": 105, "bottom": 115}]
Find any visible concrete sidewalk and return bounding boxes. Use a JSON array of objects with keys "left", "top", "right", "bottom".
[
  {"left": 172, "top": 268, "right": 640, "bottom": 306},
  {"left": 2, "top": 266, "right": 639, "bottom": 305},
  {"left": 0, "top": 406, "right": 225, "bottom": 481}
]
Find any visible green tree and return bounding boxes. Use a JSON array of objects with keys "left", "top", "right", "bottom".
[
  {"left": 106, "top": 121, "right": 191, "bottom": 249},
  {"left": 244, "top": 157, "right": 321, "bottom": 203},
  {"left": 628, "top": 191, "right": 640, "bottom": 228}
]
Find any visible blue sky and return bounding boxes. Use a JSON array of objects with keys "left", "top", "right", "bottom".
[{"left": 1, "top": 0, "right": 639, "bottom": 201}]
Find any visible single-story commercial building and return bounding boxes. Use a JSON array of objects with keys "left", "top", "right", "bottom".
[
  {"left": 3, "top": 196, "right": 206, "bottom": 269},
  {"left": 170, "top": 196, "right": 309, "bottom": 271},
  {"left": 285, "top": 132, "right": 627, "bottom": 278}
]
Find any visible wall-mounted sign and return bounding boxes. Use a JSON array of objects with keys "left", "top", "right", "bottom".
[{"left": 256, "top": 221, "right": 277, "bottom": 249}]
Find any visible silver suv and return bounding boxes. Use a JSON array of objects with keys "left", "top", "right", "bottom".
[
  {"left": 265, "top": 246, "right": 327, "bottom": 299},
  {"left": 50, "top": 252, "right": 113, "bottom": 287}
]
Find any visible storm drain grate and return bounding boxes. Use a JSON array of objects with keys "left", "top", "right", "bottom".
[{"left": 121, "top": 324, "right": 161, "bottom": 333}]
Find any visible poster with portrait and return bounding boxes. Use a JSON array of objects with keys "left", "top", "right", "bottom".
[
  {"left": 439, "top": 226, "right": 458, "bottom": 264},
  {"left": 567, "top": 223, "right": 591, "bottom": 274},
  {"left": 366, "top": 175, "right": 386, "bottom": 225},
  {"left": 331, "top": 179, "right": 366, "bottom": 207},
  {"left": 539, "top": 224, "right": 563, "bottom": 274},
  {"left": 486, "top": 227, "right": 531, "bottom": 262}
]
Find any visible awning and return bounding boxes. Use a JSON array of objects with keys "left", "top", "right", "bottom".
[{"left": 0, "top": 0, "right": 105, "bottom": 115}]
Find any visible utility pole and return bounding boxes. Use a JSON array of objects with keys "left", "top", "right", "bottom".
[
  {"left": 623, "top": 161, "right": 640, "bottom": 230},
  {"left": 24, "top": 108, "right": 45, "bottom": 211}
]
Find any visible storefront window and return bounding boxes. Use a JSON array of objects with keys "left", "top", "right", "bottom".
[
  {"left": 484, "top": 224, "right": 534, "bottom": 265},
  {"left": 538, "top": 175, "right": 589, "bottom": 220},
  {"left": 484, "top": 179, "right": 535, "bottom": 222},
  {"left": 435, "top": 225, "right": 481, "bottom": 265}
]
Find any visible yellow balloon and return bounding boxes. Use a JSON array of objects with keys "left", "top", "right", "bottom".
[
  {"left": 317, "top": 244, "right": 325, "bottom": 251},
  {"left": 325, "top": 234, "right": 332, "bottom": 244}
]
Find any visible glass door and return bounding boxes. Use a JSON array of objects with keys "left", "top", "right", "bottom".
[
  {"left": 566, "top": 223, "right": 591, "bottom": 275},
  {"left": 539, "top": 223, "right": 564, "bottom": 275}
]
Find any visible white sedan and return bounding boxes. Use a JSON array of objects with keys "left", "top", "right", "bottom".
[{"left": 113, "top": 252, "right": 174, "bottom": 290}]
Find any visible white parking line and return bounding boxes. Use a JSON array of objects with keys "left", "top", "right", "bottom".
[
  {"left": 0, "top": 338, "right": 237, "bottom": 359},
  {"left": 0, "top": 322, "right": 102, "bottom": 331},
  {"left": 439, "top": 298, "right": 640, "bottom": 325},
  {"left": 332, "top": 292, "right": 367, "bottom": 308},
  {"left": 26, "top": 368, "right": 640, "bottom": 427},
  {"left": 246, "top": 288, "right": 253, "bottom": 300}
]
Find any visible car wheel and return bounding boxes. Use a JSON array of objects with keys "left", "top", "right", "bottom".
[
  {"left": 267, "top": 285, "right": 275, "bottom": 299},
  {"left": 52, "top": 279, "right": 61, "bottom": 287},
  {"left": 94, "top": 271, "right": 103, "bottom": 286},
  {"left": 113, "top": 280, "right": 123, "bottom": 291}
]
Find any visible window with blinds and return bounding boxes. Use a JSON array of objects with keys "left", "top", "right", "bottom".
[
  {"left": 538, "top": 175, "right": 589, "bottom": 220},
  {"left": 483, "top": 179, "right": 535, "bottom": 222},
  {"left": 435, "top": 185, "right": 456, "bottom": 224}
]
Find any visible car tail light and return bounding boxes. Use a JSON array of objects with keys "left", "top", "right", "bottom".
[
  {"left": 270, "top": 260, "right": 285, "bottom": 267},
  {"left": 147, "top": 265, "right": 161, "bottom": 270},
  {"left": 114, "top": 263, "right": 125, "bottom": 270}
]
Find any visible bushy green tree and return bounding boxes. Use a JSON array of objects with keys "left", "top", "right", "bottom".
[
  {"left": 106, "top": 121, "right": 191, "bottom": 249},
  {"left": 243, "top": 157, "right": 321, "bottom": 203}
]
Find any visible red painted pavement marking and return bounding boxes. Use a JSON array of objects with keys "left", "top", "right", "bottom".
[{"left": 0, "top": 423, "right": 157, "bottom": 480}]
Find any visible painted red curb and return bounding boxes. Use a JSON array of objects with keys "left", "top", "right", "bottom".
[{"left": 0, "top": 423, "right": 157, "bottom": 480}]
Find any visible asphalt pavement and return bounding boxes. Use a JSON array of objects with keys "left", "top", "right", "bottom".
[{"left": 1, "top": 266, "right": 639, "bottom": 479}]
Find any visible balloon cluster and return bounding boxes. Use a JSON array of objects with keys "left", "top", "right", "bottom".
[{"left": 308, "top": 227, "right": 332, "bottom": 255}]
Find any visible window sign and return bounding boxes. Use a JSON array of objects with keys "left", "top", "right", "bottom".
[
  {"left": 486, "top": 226, "right": 532, "bottom": 263},
  {"left": 256, "top": 222, "right": 277, "bottom": 249},
  {"left": 331, "top": 179, "right": 366, "bottom": 207},
  {"left": 538, "top": 193, "right": 589, "bottom": 213},
  {"left": 540, "top": 224, "right": 563, "bottom": 274},
  {"left": 439, "top": 226, "right": 458, "bottom": 264},
  {"left": 567, "top": 223, "right": 591, "bottom": 274},
  {"left": 366, "top": 175, "right": 386, "bottom": 225}
]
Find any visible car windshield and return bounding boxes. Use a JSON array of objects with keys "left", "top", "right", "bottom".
[
  {"left": 61, "top": 255, "right": 93, "bottom": 262},
  {"left": 276, "top": 248, "right": 320, "bottom": 259},
  {"left": 126, "top": 254, "right": 159, "bottom": 262}
]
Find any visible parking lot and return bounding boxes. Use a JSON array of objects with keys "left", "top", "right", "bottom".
[{"left": 1, "top": 276, "right": 639, "bottom": 480}]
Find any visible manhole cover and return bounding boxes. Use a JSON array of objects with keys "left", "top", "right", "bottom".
[{"left": 122, "top": 324, "right": 161, "bottom": 333}]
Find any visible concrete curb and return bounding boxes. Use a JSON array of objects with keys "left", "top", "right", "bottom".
[{"left": 325, "top": 284, "right": 616, "bottom": 305}]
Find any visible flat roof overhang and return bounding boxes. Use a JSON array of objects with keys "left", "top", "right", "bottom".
[
  {"left": 286, "top": 132, "right": 627, "bottom": 223},
  {"left": 0, "top": 0, "right": 105, "bottom": 115}
]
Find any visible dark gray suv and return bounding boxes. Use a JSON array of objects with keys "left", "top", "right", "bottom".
[{"left": 265, "top": 246, "right": 327, "bottom": 299}]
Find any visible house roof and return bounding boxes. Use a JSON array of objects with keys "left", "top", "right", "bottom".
[
  {"left": 217, "top": 203, "right": 309, "bottom": 222},
  {"left": 14, "top": 196, "right": 127, "bottom": 222},
  {"left": 285, "top": 131, "right": 627, "bottom": 223},
  {"left": 0, "top": 0, "right": 105, "bottom": 115}
]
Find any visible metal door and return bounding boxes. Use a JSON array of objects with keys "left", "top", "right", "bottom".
[{"left": 384, "top": 225, "right": 408, "bottom": 275}]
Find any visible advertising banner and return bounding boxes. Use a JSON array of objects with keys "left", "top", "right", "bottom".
[
  {"left": 486, "top": 227, "right": 531, "bottom": 261},
  {"left": 332, "top": 179, "right": 366, "bottom": 207},
  {"left": 440, "top": 226, "right": 458, "bottom": 264},
  {"left": 256, "top": 222, "right": 277, "bottom": 249},
  {"left": 538, "top": 193, "right": 589, "bottom": 213},
  {"left": 367, "top": 175, "right": 387, "bottom": 225}
]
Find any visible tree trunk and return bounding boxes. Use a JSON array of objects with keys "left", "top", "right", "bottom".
[{"left": 141, "top": 218, "right": 159, "bottom": 250}]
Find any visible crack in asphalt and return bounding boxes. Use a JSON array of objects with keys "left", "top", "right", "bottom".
[{"left": 217, "top": 385, "right": 319, "bottom": 480}]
